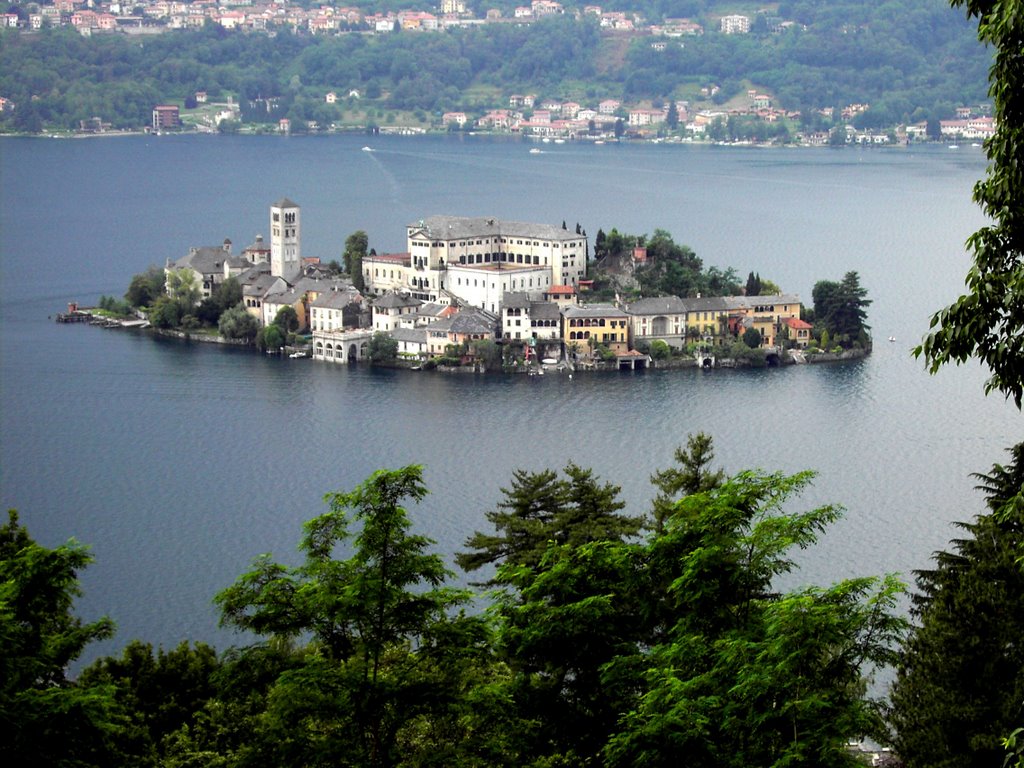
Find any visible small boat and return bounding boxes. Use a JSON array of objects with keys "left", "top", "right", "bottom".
[
  {"left": 361, "top": 146, "right": 373, "bottom": 152},
  {"left": 289, "top": 351, "right": 307, "bottom": 358},
  {"left": 888, "top": 336, "right": 896, "bottom": 342},
  {"left": 529, "top": 147, "right": 542, "bottom": 154},
  {"left": 594, "top": 140, "right": 605, "bottom": 145},
  {"left": 554, "top": 138, "right": 565, "bottom": 144},
  {"left": 948, "top": 144, "right": 959, "bottom": 150},
  {"left": 542, "top": 358, "right": 558, "bottom": 365}
]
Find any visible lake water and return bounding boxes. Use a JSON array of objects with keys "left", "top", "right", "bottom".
[{"left": 0, "top": 134, "right": 1018, "bottom": 665}]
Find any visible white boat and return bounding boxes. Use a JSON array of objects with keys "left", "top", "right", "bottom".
[
  {"left": 949, "top": 144, "right": 959, "bottom": 150},
  {"left": 594, "top": 140, "right": 605, "bottom": 145},
  {"left": 888, "top": 336, "right": 896, "bottom": 342},
  {"left": 289, "top": 351, "right": 307, "bottom": 358},
  {"left": 542, "top": 358, "right": 558, "bottom": 365},
  {"left": 529, "top": 147, "right": 542, "bottom": 154},
  {"left": 554, "top": 138, "right": 565, "bottom": 144},
  {"left": 361, "top": 146, "right": 373, "bottom": 152}
]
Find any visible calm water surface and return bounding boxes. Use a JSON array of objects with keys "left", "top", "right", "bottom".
[{"left": 0, "top": 134, "right": 1018, "bottom": 664}]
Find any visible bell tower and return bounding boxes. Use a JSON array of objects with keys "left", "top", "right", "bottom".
[{"left": 270, "top": 198, "right": 300, "bottom": 278}]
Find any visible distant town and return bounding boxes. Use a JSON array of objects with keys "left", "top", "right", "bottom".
[
  {"left": 0, "top": 0, "right": 995, "bottom": 145},
  {"left": 68, "top": 197, "right": 876, "bottom": 374}
]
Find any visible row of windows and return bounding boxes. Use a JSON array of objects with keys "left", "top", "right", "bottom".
[
  {"left": 454, "top": 276, "right": 546, "bottom": 290},
  {"left": 568, "top": 331, "right": 623, "bottom": 342},
  {"left": 412, "top": 238, "right": 581, "bottom": 250},
  {"left": 458, "top": 253, "right": 544, "bottom": 266},
  {"left": 567, "top": 318, "right": 627, "bottom": 328}
]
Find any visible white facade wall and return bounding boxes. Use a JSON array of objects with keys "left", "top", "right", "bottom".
[{"left": 447, "top": 265, "right": 550, "bottom": 314}]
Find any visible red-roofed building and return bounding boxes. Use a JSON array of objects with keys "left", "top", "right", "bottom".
[
  {"left": 544, "top": 283, "right": 578, "bottom": 307},
  {"left": 782, "top": 316, "right": 813, "bottom": 348}
]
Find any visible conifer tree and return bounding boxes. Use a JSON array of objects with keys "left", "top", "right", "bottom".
[{"left": 888, "top": 444, "right": 1024, "bottom": 768}]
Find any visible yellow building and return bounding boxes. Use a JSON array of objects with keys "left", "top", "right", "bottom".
[{"left": 563, "top": 304, "right": 630, "bottom": 355}]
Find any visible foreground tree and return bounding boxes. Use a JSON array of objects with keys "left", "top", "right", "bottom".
[
  {"left": 0, "top": 510, "right": 121, "bottom": 766},
  {"left": 916, "top": 0, "right": 1024, "bottom": 406},
  {"left": 456, "top": 462, "right": 642, "bottom": 580},
  {"left": 649, "top": 432, "right": 726, "bottom": 532},
  {"left": 606, "top": 472, "right": 906, "bottom": 768},
  {"left": 79, "top": 640, "right": 220, "bottom": 767},
  {"left": 215, "top": 467, "right": 486, "bottom": 767},
  {"left": 888, "top": 443, "right": 1024, "bottom": 768}
]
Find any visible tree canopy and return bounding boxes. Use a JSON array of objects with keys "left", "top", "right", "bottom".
[
  {"left": 812, "top": 271, "right": 872, "bottom": 347},
  {"left": 4, "top": 449, "right": 915, "bottom": 767},
  {"left": 915, "top": 0, "right": 1024, "bottom": 408},
  {"left": 0, "top": 510, "right": 120, "bottom": 767},
  {"left": 0, "top": 2, "right": 991, "bottom": 134},
  {"left": 888, "top": 443, "right": 1024, "bottom": 768}
]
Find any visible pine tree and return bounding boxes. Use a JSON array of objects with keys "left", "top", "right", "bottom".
[
  {"left": 650, "top": 432, "right": 725, "bottom": 532},
  {"left": 889, "top": 444, "right": 1024, "bottom": 768}
]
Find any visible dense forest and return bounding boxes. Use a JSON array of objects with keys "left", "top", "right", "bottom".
[
  {"left": 4, "top": 438, "right": 1022, "bottom": 767},
  {"left": 0, "top": 0, "right": 991, "bottom": 132}
]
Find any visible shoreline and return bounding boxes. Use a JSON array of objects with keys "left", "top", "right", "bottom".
[
  {"left": 2, "top": 127, "right": 955, "bottom": 151},
  {"left": 63, "top": 308, "right": 870, "bottom": 373}
]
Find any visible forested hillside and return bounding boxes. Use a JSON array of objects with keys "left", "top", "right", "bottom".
[{"left": 0, "top": 0, "right": 990, "bottom": 132}]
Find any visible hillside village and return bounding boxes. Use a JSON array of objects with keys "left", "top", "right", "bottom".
[
  {"left": 161, "top": 197, "right": 823, "bottom": 371},
  {"left": 0, "top": 0, "right": 996, "bottom": 144}
]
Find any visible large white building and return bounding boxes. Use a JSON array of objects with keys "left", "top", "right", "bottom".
[
  {"left": 363, "top": 215, "right": 588, "bottom": 310},
  {"left": 720, "top": 14, "right": 750, "bottom": 34}
]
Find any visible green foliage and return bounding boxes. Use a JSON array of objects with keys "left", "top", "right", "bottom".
[
  {"left": 98, "top": 294, "right": 134, "bottom": 317},
  {"left": 745, "top": 271, "right": 762, "bottom": 297},
  {"left": 742, "top": 326, "right": 762, "bottom": 348},
  {"left": 888, "top": 443, "right": 1024, "bottom": 768},
  {"left": 147, "top": 295, "right": 182, "bottom": 329},
  {"left": 472, "top": 338, "right": 502, "bottom": 369},
  {"left": 195, "top": 277, "right": 242, "bottom": 326},
  {"left": 367, "top": 330, "right": 399, "bottom": 364},
  {"left": 650, "top": 431, "right": 726, "bottom": 532},
  {"left": 125, "top": 267, "right": 166, "bottom": 309},
  {"left": 272, "top": 304, "right": 300, "bottom": 333},
  {"left": 215, "top": 466, "right": 483, "bottom": 768},
  {"left": 166, "top": 268, "right": 200, "bottom": 312},
  {"left": 79, "top": 640, "right": 221, "bottom": 767},
  {"left": 916, "top": 0, "right": 1024, "bottom": 408},
  {"left": 261, "top": 323, "right": 284, "bottom": 350},
  {"left": 457, "top": 463, "right": 643, "bottom": 580},
  {"left": 649, "top": 338, "right": 671, "bottom": 360},
  {"left": 343, "top": 230, "right": 369, "bottom": 291},
  {"left": 604, "top": 471, "right": 906, "bottom": 768},
  {"left": 0, "top": 3, "right": 991, "bottom": 134},
  {"left": 0, "top": 510, "right": 121, "bottom": 766},
  {"left": 813, "top": 271, "right": 871, "bottom": 346},
  {"left": 217, "top": 303, "right": 259, "bottom": 342}
]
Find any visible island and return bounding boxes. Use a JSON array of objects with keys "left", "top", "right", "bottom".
[{"left": 72, "top": 196, "right": 872, "bottom": 372}]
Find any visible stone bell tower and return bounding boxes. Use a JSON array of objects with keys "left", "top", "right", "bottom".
[{"left": 270, "top": 198, "right": 300, "bottom": 278}]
